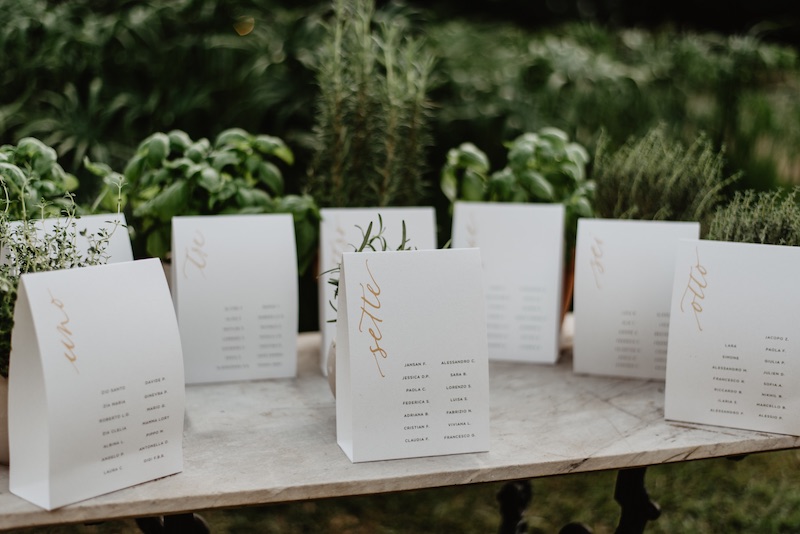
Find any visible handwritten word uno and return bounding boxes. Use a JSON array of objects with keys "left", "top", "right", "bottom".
[{"left": 49, "top": 290, "right": 78, "bottom": 371}]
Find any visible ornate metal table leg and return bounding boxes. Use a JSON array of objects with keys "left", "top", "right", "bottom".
[
  {"left": 497, "top": 479, "right": 532, "bottom": 534},
  {"left": 560, "top": 523, "right": 593, "bottom": 534},
  {"left": 134, "top": 516, "right": 163, "bottom": 534},
  {"left": 136, "top": 513, "right": 210, "bottom": 534},
  {"left": 614, "top": 467, "right": 660, "bottom": 534}
]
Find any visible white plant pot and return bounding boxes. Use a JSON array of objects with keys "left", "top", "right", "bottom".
[
  {"left": 0, "top": 376, "right": 8, "bottom": 465},
  {"left": 327, "top": 339, "right": 336, "bottom": 398}
]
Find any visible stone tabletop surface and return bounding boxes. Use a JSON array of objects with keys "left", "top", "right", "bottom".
[{"left": 2, "top": 329, "right": 799, "bottom": 529}]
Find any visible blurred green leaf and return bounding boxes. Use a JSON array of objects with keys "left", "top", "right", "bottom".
[
  {"left": 146, "top": 133, "right": 170, "bottom": 167},
  {"left": 256, "top": 161, "right": 283, "bottom": 196},
  {"left": 133, "top": 178, "right": 189, "bottom": 222},
  {"left": 197, "top": 167, "right": 222, "bottom": 192}
]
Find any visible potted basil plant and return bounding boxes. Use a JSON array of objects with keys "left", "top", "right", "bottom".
[
  {"left": 96, "top": 128, "right": 321, "bottom": 275},
  {"left": 441, "top": 127, "right": 593, "bottom": 316}
]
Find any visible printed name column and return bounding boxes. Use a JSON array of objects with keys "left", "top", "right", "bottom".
[
  {"left": 441, "top": 358, "right": 478, "bottom": 443},
  {"left": 139, "top": 375, "right": 173, "bottom": 465},
  {"left": 256, "top": 303, "right": 285, "bottom": 369},
  {"left": 757, "top": 335, "right": 789, "bottom": 422},
  {"left": 614, "top": 310, "right": 640, "bottom": 371},
  {"left": 486, "top": 284, "right": 550, "bottom": 355},
  {"left": 517, "top": 285, "right": 546, "bottom": 353},
  {"left": 401, "top": 361, "right": 431, "bottom": 444},
  {"left": 710, "top": 343, "right": 746, "bottom": 417},
  {"left": 652, "top": 311, "right": 670, "bottom": 373},
  {"left": 485, "top": 285, "right": 511, "bottom": 353},
  {"left": 220, "top": 304, "right": 248, "bottom": 372},
  {"left": 97, "top": 384, "right": 131, "bottom": 476}
]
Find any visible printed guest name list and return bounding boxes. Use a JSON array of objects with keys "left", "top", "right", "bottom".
[
  {"left": 665, "top": 239, "right": 800, "bottom": 436},
  {"left": 337, "top": 248, "right": 490, "bottom": 462}
]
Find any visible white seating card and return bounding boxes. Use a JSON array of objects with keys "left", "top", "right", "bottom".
[
  {"left": 318, "top": 207, "right": 437, "bottom": 374},
  {"left": 336, "top": 249, "right": 490, "bottom": 463},
  {"left": 452, "top": 202, "right": 564, "bottom": 363},
  {"left": 4, "top": 214, "right": 133, "bottom": 264},
  {"left": 665, "top": 239, "right": 800, "bottom": 436},
  {"left": 573, "top": 219, "right": 700, "bottom": 379},
  {"left": 8, "top": 259, "right": 184, "bottom": 510},
  {"left": 172, "top": 214, "right": 298, "bottom": 384}
]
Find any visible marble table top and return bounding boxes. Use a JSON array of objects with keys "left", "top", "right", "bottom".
[{"left": 2, "top": 329, "right": 799, "bottom": 529}]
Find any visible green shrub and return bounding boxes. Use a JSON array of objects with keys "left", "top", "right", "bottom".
[
  {"left": 0, "top": 138, "right": 119, "bottom": 377},
  {"left": 0, "top": 137, "right": 79, "bottom": 220},
  {"left": 93, "top": 128, "right": 320, "bottom": 273},
  {"left": 707, "top": 188, "right": 800, "bottom": 246},
  {"left": 306, "top": 0, "right": 434, "bottom": 208},
  {"left": 0, "top": 0, "right": 321, "bottom": 192},
  {"left": 441, "top": 127, "right": 592, "bottom": 250},
  {"left": 427, "top": 21, "right": 799, "bottom": 192},
  {"left": 592, "top": 125, "right": 738, "bottom": 234}
]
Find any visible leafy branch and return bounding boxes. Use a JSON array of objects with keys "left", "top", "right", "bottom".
[
  {"left": 321, "top": 214, "right": 411, "bottom": 320},
  {"left": 0, "top": 157, "right": 123, "bottom": 377}
]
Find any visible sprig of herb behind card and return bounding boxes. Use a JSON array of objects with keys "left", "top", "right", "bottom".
[
  {"left": 321, "top": 214, "right": 412, "bottom": 321},
  {"left": 0, "top": 175, "right": 124, "bottom": 378}
]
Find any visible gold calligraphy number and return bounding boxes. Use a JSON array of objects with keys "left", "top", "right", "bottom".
[
  {"left": 182, "top": 230, "right": 208, "bottom": 279},
  {"left": 49, "top": 290, "right": 79, "bottom": 373},
  {"left": 331, "top": 224, "right": 348, "bottom": 268},
  {"left": 358, "top": 259, "right": 387, "bottom": 378},
  {"left": 589, "top": 236, "right": 605, "bottom": 289},
  {"left": 680, "top": 247, "right": 708, "bottom": 332},
  {"left": 466, "top": 214, "right": 478, "bottom": 248}
]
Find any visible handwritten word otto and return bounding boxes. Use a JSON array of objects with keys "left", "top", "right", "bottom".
[{"left": 680, "top": 247, "right": 708, "bottom": 332}]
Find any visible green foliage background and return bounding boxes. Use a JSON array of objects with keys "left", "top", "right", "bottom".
[
  {"left": 2, "top": 1, "right": 800, "bottom": 530},
  {"left": 2, "top": 0, "right": 799, "bottom": 331},
  {"left": 2, "top": 0, "right": 799, "bottom": 203}
]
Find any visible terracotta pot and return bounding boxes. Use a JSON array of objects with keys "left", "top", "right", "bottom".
[
  {"left": 561, "top": 249, "right": 576, "bottom": 322},
  {"left": 0, "top": 376, "right": 8, "bottom": 465},
  {"left": 161, "top": 258, "right": 172, "bottom": 291}
]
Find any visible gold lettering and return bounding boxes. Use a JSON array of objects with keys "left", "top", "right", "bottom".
[
  {"left": 358, "top": 259, "right": 387, "bottom": 377},
  {"left": 466, "top": 214, "right": 478, "bottom": 248},
  {"left": 589, "top": 236, "right": 604, "bottom": 289},
  {"left": 330, "top": 222, "right": 348, "bottom": 269},
  {"left": 182, "top": 230, "right": 208, "bottom": 279},
  {"left": 49, "top": 290, "right": 79, "bottom": 372},
  {"left": 680, "top": 247, "right": 707, "bottom": 332}
]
